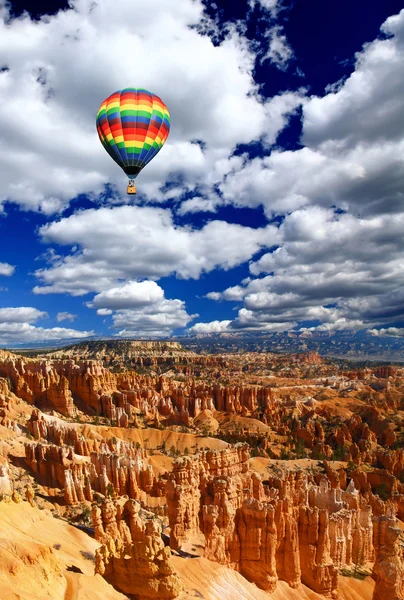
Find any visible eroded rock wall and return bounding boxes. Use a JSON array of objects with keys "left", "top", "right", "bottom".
[
  {"left": 93, "top": 497, "right": 181, "bottom": 599},
  {"left": 166, "top": 449, "right": 391, "bottom": 597}
]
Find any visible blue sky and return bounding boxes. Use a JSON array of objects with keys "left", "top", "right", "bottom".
[{"left": 0, "top": 0, "right": 404, "bottom": 345}]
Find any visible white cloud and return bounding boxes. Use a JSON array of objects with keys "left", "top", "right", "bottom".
[
  {"left": 190, "top": 320, "right": 231, "bottom": 334},
  {"left": 262, "top": 26, "right": 294, "bottom": 70},
  {"left": 220, "top": 141, "right": 404, "bottom": 217},
  {"left": 251, "top": 208, "right": 404, "bottom": 281},
  {"left": 97, "top": 308, "right": 112, "bottom": 316},
  {"left": 0, "top": 307, "right": 47, "bottom": 323},
  {"left": 56, "top": 311, "right": 76, "bottom": 322},
  {"left": 232, "top": 309, "right": 297, "bottom": 331},
  {"left": 34, "top": 205, "right": 279, "bottom": 294},
  {"left": 112, "top": 299, "right": 195, "bottom": 338},
  {"left": 89, "top": 280, "right": 164, "bottom": 310},
  {"left": 0, "top": 0, "right": 301, "bottom": 212},
  {"left": 0, "top": 262, "right": 15, "bottom": 276},
  {"left": 201, "top": 12, "right": 404, "bottom": 334},
  {"left": 177, "top": 196, "right": 218, "bottom": 216},
  {"left": 85, "top": 280, "right": 195, "bottom": 337},
  {"left": 204, "top": 203, "right": 404, "bottom": 333},
  {"left": 249, "top": 0, "right": 281, "bottom": 17},
  {"left": 220, "top": 10, "right": 404, "bottom": 218},
  {"left": 0, "top": 323, "right": 93, "bottom": 345},
  {"left": 205, "top": 292, "right": 223, "bottom": 301},
  {"left": 301, "top": 319, "right": 365, "bottom": 333},
  {"left": 2, "top": 2, "right": 404, "bottom": 339},
  {"left": 0, "top": 305, "right": 92, "bottom": 344},
  {"left": 303, "top": 11, "right": 404, "bottom": 150},
  {"left": 369, "top": 327, "right": 404, "bottom": 338},
  {"left": 190, "top": 313, "right": 295, "bottom": 333}
]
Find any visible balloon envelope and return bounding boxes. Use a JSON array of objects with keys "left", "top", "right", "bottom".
[{"left": 96, "top": 88, "right": 170, "bottom": 178}]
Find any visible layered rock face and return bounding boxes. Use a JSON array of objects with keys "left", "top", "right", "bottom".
[
  {"left": 24, "top": 431, "right": 160, "bottom": 505},
  {"left": 93, "top": 497, "right": 181, "bottom": 599},
  {"left": 165, "top": 448, "right": 394, "bottom": 597},
  {"left": 44, "top": 339, "right": 233, "bottom": 372},
  {"left": 166, "top": 444, "right": 249, "bottom": 550},
  {"left": 0, "top": 354, "right": 279, "bottom": 422},
  {"left": 0, "top": 377, "right": 21, "bottom": 433},
  {"left": 372, "top": 513, "right": 404, "bottom": 600},
  {"left": 0, "top": 376, "right": 11, "bottom": 399},
  {"left": 0, "top": 358, "right": 76, "bottom": 416}
]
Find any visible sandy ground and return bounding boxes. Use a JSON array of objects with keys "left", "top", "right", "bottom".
[
  {"left": 174, "top": 556, "right": 332, "bottom": 600},
  {"left": 0, "top": 500, "right": 127, "bottom": 600},
  {"left": 148, "top": 453, "right": 175, "bottom": 475},
  {"left": 78, "top": 423, "right": 229, "bottom": 452},
  {"left": 216, "top": 414, "right": 273, "bottom": 434},
  {"left": 338, "top": 575, "right": 375, "bottom": 600},
  {"left": 194, "top": 410, "right": 220, "bottom": 433}
]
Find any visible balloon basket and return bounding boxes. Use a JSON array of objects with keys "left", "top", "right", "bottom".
[{"left": 127, "top": 181, "right": 137, "bottom": 195}]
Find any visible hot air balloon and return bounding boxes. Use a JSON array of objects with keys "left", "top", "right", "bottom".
[{"left": 96, "top": 88, "right": 170, "bottom": 195}]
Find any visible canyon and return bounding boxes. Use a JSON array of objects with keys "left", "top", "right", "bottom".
[{"left": 0, "top": 341, "right": 403, "bottom": 600}]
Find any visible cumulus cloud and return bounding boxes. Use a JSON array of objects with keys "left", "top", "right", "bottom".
[
  {"left": 89, "top": 281, "right": 164, "bottom": 310},
  {"left": 2, "top": 3, "right": 404, "bottom": 340},
  {"left": 0, "top": 262, "right": 15, "bottom": 276},
  {"left": 0, "top": 323, "right": 93, "bottom": 345},
  {"left": 303, "top": 11, "right": 404, "bottom": 149},
  {"left": 200, "top": 12, "right": 404, "bottom": 335},
  {"left": 97, "top": 308, "right": 112, "bottom": 316},
  {"left": 56, "top": 311, "right": 76, "bottom": 322},
  {"left": 112, "top": 298, "right": 195, "bottom": 338},
  {"left": 113, "top": 298, "right": 194, "bottom": 338},
  {"left": 190, "top": 320, "right": 231, "bottom": 334},
  {"left": 203, "top": 203, "right": 404, "bottom": 333},
  {"left": 369, "top": 327, "right": 404, "bottom": 338},
  {"left": 191, "top": 313, "right": 295, "bottom": 333},
  {"left": 0, "top": 0, "right": 300, "bottom": 212},
  {"left": 86, "top": 280, "right": 195, "bottom": 337},
  {"left": 301, "top": 319, "right": 365, "bottom": 333},
  {"left": 232, "top": 310, "right": 297, "bottom": 332},
  {"left": 0, "top": 306, "right": 92, "bottom": 345},
  {"left": 220, "top": 10, "right": 404, "bottom": 217},
  {"left": 0, "top": 307, "right": 47, "bottom": 323},
  {"left": 33, "top": 205, "right": 279, "bottom": 295}
]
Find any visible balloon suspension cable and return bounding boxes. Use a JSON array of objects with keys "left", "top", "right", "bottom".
[{"left": 127, "top": 179, "right": 137, "bottom": 195}]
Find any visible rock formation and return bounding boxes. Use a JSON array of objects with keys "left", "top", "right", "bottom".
[
  {"left": 0, "top": 458, "right": 12, "bottom": 496},
  {"left": 0, "top": 354, "right": 281, "bottom": 423},
  {"left": 166, "top": 444, "right": 249, "bottom": 549},
  {"left": 0, "top": 358, "right": 76, "bottom": 416},
  {"left": 165, "top": 447, "right": 389, "bottom": 597},
  {"left": 24, "top": 434, "right": 161, "bottom": 506},
  {"left": 372, "top": 514, "right": 404, "bottom": 600},
  {"left": 93, "top": 497, "right": 181, "bottom": 599}
]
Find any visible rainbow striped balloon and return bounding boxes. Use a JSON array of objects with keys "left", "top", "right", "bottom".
[{"left": 96, "top": 88, "right": 170, "bottom": 178}]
